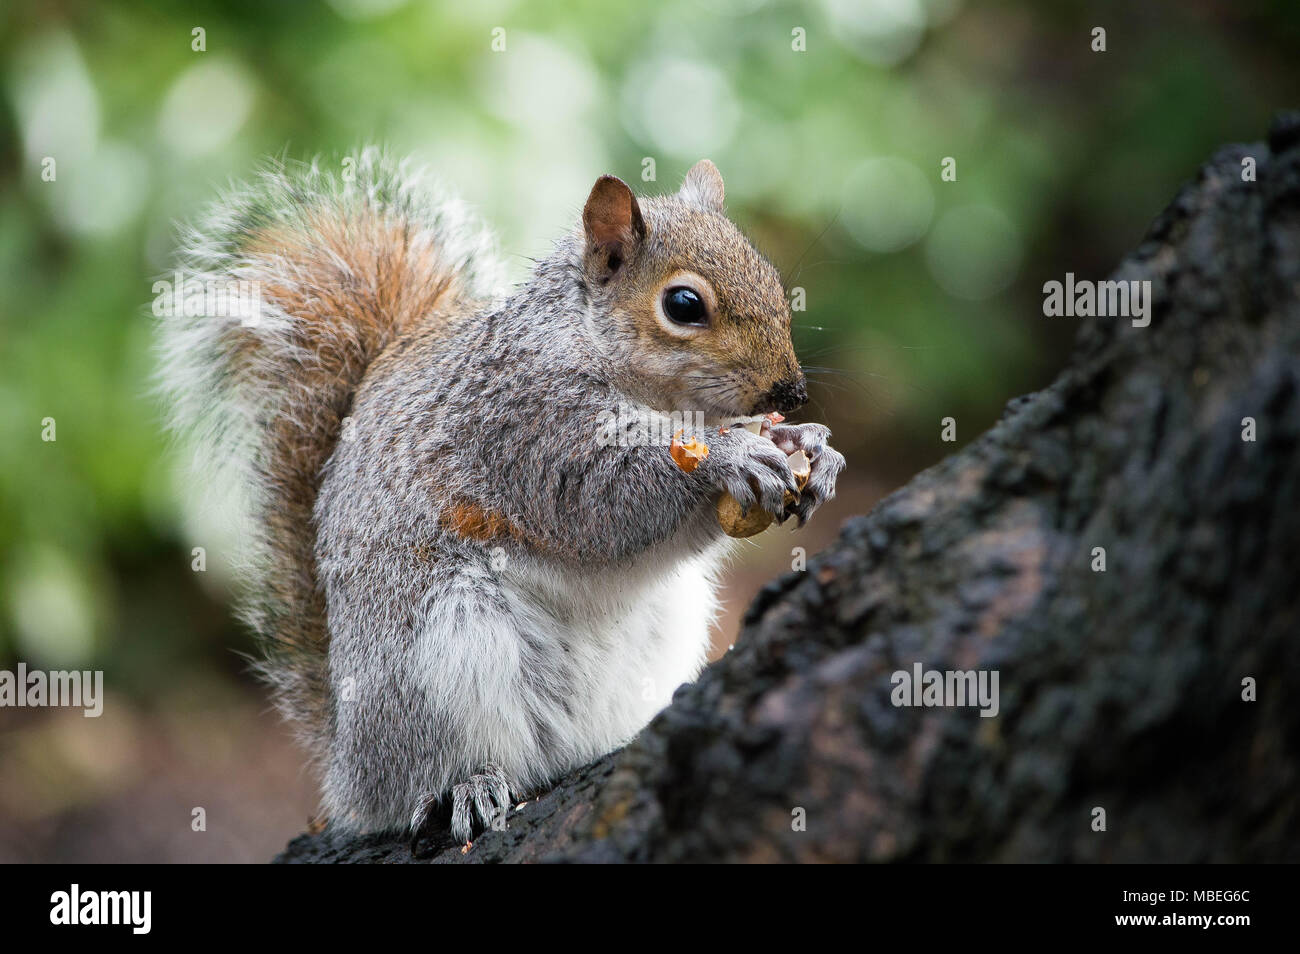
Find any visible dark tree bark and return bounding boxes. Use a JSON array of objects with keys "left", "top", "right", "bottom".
[{"left": 276, "top": 116, "right": 1300, "bottom": 864}]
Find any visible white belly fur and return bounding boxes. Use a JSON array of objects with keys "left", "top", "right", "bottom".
[{"left": 411, "top": 534, "right": 732, "bottom": 794}]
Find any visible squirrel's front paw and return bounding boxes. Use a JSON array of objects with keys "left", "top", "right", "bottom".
[
  {"left": 705, "top": 428, "right": 802, "bottom": 521},
  {"left": 769, "top": 422, "right": 846, "bottom": 526}
]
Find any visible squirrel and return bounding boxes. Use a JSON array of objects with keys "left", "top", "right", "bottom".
[{"left": 157, "top": 148, "right": 845, "bottom": 848}]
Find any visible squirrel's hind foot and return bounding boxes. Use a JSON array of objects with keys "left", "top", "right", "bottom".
[
  {"left": 450, "top": 764, "right": 512, "bottom": 842},
  {"left": 410, "top": 764, "right": 513, "bottom": 856}
]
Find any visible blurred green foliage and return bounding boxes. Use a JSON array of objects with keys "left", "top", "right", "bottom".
[{"left": 0, "top": 0, "right": 1296, "bottom": 678}]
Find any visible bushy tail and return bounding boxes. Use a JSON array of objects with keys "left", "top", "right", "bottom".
[{"left": 156, "top": 148, "right": 501, "bottom": 766}]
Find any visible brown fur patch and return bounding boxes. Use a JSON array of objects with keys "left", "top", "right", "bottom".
[
  {"left": 440, "top": 499, "right": 533, "bottom": 546},
  {"left": 237, "top": 207, "right": 467, "bottom": 668}
]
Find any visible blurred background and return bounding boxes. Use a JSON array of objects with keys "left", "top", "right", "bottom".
[{"left": 0, "top": 0, "right": 1296, "bottom": 862}]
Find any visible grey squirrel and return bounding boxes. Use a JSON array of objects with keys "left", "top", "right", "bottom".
[{"left": 157, "top": 149, "right": 845, "bottom": 847}]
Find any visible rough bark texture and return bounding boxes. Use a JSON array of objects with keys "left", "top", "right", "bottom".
[{"left": 276, "top": 116, "right": 1300, "bottom": 864}]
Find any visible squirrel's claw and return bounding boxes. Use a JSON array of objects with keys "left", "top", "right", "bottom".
[
  {"left": 408, "top": 764, "right": 513, "bottom": 857},
  {"left": 409, "top": 791, "right": 448, "bottom": 858},
  {"left": 770, "top": 423, "right": 845, "bottom": 527},
  {"left": 449, "top": 764, "right": 512, "bottom": 845}
]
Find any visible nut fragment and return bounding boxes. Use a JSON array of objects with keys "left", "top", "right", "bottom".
[
  {"left": 717, "top": 449, "right": 812, "bottom": 538},
  {"left": 669, "top": 429, "right": 709, "bottom": 473},
  {"left": 789, "top": 448, "right": 812, "bottom": 488}
]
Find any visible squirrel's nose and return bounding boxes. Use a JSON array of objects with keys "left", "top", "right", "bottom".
[{"left": 766, "top": 375, "right": 808, "bottom": 414}]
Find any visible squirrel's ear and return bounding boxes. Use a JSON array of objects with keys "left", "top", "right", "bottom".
[
  {"left": 679, "top": 159, "right": 725, "bottom": 213},
  {"left": 582, "top": 175, "right": 645, "bottom": 278}
]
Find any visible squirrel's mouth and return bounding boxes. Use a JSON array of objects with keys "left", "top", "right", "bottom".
[{"left": 703, "top": 412, "right": 767, "bottom": 430}]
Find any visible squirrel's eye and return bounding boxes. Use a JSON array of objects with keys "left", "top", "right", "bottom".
[{"left": 662, "top": 286, "right": 708, "bottom": 326}]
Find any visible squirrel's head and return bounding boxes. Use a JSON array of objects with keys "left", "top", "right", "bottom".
[{"left": 577, "top": 161, "right": 806, "bottom": 422}]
